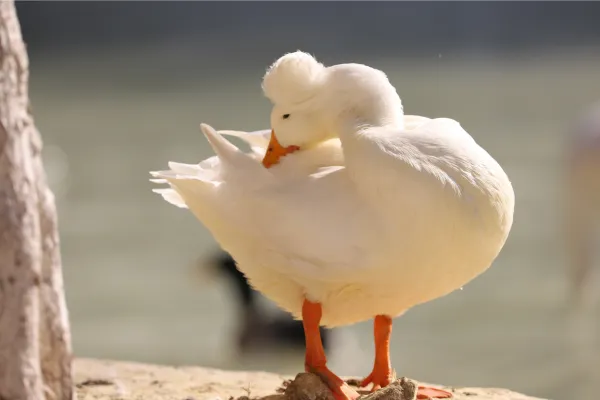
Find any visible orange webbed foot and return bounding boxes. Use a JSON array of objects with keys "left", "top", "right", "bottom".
[
  {"left": 360, "top": 315, "right": 395, "bottom": 392},
  {"left": 417, "top": 386, "right": 453, "bottom": 399},
  {"left": 360, "top": 368, "right": 395, "bottom": 392},
  {"left": 360, "top": 314, "right": 453, "bottom": 399},
  {"left": 309, "top": 365, "right": 361, "bottom": 400}
]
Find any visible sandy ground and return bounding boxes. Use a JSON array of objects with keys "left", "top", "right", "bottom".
[
  {"left": 74, "top": 358, "right": 544, "bottom": 400},
  {"left": 29, "top": 45, "right": 600, "bottom": 400}
]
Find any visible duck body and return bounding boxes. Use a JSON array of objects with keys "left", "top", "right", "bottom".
[{"left": 153, "top": 116, "right": 514, "bottom": 328}]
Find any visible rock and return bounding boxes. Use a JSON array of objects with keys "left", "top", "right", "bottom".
[
  {"left": 285, "top": 373, "right": 334, "bottom": 400},
  {"left": 73, "top": 358, "right": 545, "bottom": 400},
  {"left": 360, "top": 378, "right": 417, "bottom": 400}
]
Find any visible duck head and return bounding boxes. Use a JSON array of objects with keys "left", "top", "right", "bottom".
[{"left": 260, "top": 51, "right": 404, "bottom": 168}]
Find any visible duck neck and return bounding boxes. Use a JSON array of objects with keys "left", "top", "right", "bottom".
[
  {"left": 335, "top": 105, "right": 404, "bottom": 142},
  {"left": 327, "top": 100, "right": 404, "bottom": 184}
]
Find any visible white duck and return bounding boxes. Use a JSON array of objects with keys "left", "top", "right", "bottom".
[{"left": 151, "top": 51, "right": 515, "bottom": 400}]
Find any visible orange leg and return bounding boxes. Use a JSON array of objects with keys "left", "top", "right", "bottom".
[
  {"left": 360, "top": 315, "right": 394, "bottom": 391},
  {"left": 361, "top": 315, "right": 453, "bottom": 400},
  {"left": 303, "top": 300, "right": 360, "bottom": 400}
]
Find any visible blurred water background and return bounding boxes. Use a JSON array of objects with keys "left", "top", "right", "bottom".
[{"left": 15, "top": 2, "right": 600, "bottom": 400}]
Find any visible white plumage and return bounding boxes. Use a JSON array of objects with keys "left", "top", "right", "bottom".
[{"left": 150, "top": 51, "right": 514, "bottom": 328}]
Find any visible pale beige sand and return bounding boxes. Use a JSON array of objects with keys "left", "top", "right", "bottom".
[{"left": 74, "top": 358, "right": 545, "bottom": 400}]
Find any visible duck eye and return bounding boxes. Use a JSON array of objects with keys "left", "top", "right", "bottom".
[{"left": 282, "top": 114, "right": 290, "bottom": 120}]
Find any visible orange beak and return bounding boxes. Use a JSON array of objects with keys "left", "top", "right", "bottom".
[{"left": 261, "top": 130, "right": 300, "bottom": 168}]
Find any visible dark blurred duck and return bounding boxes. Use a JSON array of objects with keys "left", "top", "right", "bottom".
[
  {"left": 204, "top": 251, "right": 331, "bottom": 354},
  {"left": 564, "top": 102, "right": 600, "bottom": 310}
]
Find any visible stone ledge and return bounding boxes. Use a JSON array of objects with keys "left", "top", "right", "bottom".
[{"left": 74, "top": 358, "right": 545, "bottom": 400}]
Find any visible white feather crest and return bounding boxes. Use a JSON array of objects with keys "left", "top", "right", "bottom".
[{"left": 262, "top": 51, "right": 327, "bottom": 106}]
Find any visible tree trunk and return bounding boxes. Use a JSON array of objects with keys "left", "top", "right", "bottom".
[{"left": 0, "top": 1, "right": 74, "bottom": 399}]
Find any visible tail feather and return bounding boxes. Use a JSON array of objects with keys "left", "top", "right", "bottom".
[
  {"left": 150, "top": 123, "right": 266, "bottom": 214},
  {"left": 200, "top": 123, "right": 243, "bottom": 165},
  {"left": 199, "top": 156, "right": 220, "bottom": 169},
  {"left": 152, "top": 188, "right": 187, "bottom": 208},
  {"left": 150, "top": 168, "right": 217, "bottom": 185},
  {"left": 168, "top": 161, "right": 202, "bottom": 176},
  {"left": 218, "top": 128, "right": 271, "bottom": 149},
  {"left": 150, "top": 170, "right": 179, "bottom": 180},
  {"left": 150, "top": 168, "right": 219, "bottom": 210}
]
